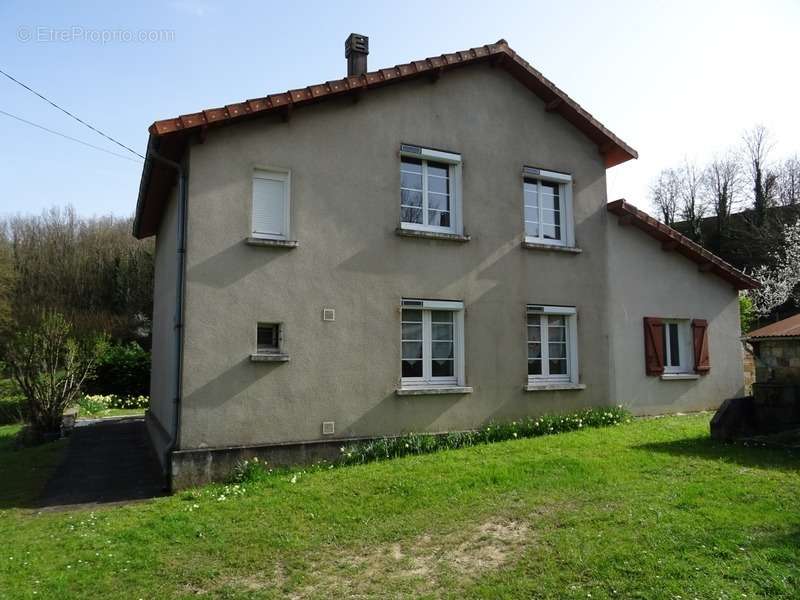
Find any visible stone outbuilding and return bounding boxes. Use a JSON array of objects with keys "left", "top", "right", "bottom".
[{"left": 712, "top": 313, "right": 800, "bottom": 440}]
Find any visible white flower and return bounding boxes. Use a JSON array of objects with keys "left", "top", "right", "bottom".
[{"left": 290, "top": 475, "right": 297, "bottom": 484}]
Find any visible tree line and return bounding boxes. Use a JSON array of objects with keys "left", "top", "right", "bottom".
[
  {"left": 649, "top": 125, "right": 800, "bottom": 320},
  {"left": 0, "top": 206, "right": 154, "bottom": 345}
]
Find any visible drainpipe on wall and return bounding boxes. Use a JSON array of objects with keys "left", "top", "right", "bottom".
[{"left": 146, "top": 147, "right": 188, "bottom": 479}]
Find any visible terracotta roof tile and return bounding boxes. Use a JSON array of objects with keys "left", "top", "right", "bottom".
[
  {"left": 145, "top": 40, "right": 636, "bottom": 168},
  {"left": 607, "top": 199, "right": 759, "bottom": 290},
  {"left": 746, "top": 313, "right": 800, "bottom": 339}
]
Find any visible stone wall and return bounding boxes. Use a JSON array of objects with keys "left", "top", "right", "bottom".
[{"left": 754, "top": 339, "right": 800, "bottom": 384}]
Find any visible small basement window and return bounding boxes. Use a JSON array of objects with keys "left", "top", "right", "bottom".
[{"left": 256, "top": 323, "right": 281, "bottom": 354}]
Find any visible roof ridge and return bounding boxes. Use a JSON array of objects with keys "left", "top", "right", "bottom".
[{"left": 145, "top": 39, "right": 636, "bottom": 169}]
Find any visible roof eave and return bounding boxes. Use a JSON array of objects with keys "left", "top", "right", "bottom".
[{"left": 607, "top": 199, "right": 759, "bottom": 291}]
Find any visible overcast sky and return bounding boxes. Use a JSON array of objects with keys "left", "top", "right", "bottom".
[{"left": 1, "top": 0, "right": 798, "bottom": 219}]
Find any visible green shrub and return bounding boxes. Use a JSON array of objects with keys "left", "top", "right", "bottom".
[
  {"left": 87, "top": 343, "right": 150, "bottom": 398},
  {"left": 339, "top": 406, "right": 632, "bottom": 466}
]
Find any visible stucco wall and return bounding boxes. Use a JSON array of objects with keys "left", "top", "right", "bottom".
[
  {"left": 178, "top": 63, "right": 615, "bottom": 450},
  {"left": 607, "top": 220, "right": 744, "bottom": 415},
  {"left": 148, "top": 183, "right": 178, "bottom": 463}
]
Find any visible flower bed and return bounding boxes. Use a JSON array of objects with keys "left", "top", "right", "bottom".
[
  {"left": 339, "top": 406, "right": 632, "bottom": 465},
  {"left": 77, "top": 394, "right": 149, "bottom": 415}
]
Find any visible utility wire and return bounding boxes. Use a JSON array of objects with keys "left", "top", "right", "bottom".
[
  {"left": 0, "top": 108, "right": 143, "bottom": 163},
  {"left": 0, "top": 67, "right": 146, "bottom": 159}
]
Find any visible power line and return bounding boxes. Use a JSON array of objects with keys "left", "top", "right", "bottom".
[
  {"left": 0, "top": 67, "right": 145, "bottom": 160},
  {"left": 0, "top": 108, "right": 143, "bottom": 163}
]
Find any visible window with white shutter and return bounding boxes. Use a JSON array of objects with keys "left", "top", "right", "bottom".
[{"left": 252, "top": 169, "right": 290, "bottom": 240}]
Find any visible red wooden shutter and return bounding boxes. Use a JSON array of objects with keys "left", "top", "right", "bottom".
[
  {"left": 643, "top": 317, "right": 665, "bottom": 376},
  {"left": 691, "top": 319, "right": 711, "bottom": 374}
]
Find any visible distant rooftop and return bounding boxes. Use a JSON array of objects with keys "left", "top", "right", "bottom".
[{"left": 747, "top": 313, "right": 800, "bottom": 340}]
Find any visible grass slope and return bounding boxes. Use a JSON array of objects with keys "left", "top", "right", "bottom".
[{"left": 0, "top": 414, "right": 798, "bottom": 599}]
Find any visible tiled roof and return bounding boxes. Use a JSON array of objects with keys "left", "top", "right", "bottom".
[
  {"left": 134, "top": 39, "right": 637, "bottom": 238},
  {"left": 147, "top": 39, "right": 637, "bottom": 168},
  {"left": 746, "top": 313, "right": 800, "bottom": 339},
  {"left": 607, "top": 199, "right": 760, "bottom": 290}
]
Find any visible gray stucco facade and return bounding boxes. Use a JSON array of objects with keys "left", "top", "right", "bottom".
[{"left": 143, "top": 62, "right": 745, "bottom": 488}]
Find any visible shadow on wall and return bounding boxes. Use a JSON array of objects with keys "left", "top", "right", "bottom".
[
  {"left": 347, "top": 391, "right": 464, "bottom": 437},
  {"left": 187, "top": 240, "right": 288, "bottom": 289},
  {"left": 633, "top": 434, "right": 799, "bottom": 472},
  {"left": 183, "top": 356, "right": 278, "bottom": 409}
]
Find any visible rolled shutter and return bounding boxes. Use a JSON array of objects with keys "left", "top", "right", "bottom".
[
  {"left": 691, "top": 319, "right": 711, "bottom": 374},
  {"left": 252, "top": 171, "right": 287, "bottom": 238},
  {"left": 643, "top": 317, "right": 665, "bottom": 376}
]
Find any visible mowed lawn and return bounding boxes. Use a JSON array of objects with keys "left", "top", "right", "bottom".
[{"left": 0, "top": 414, "right": 799, "bottom": 599}]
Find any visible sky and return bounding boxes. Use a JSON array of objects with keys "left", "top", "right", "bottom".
[{"left": 1, "top": 0, "right": 798, "bottom": 219}]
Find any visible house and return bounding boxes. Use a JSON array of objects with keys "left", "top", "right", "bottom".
[
  {"left": 133, "top": 35, "right": 758, "bottom": 489},
  {"left": 711, "top": 313, "right": 800, "bottom": 440}
]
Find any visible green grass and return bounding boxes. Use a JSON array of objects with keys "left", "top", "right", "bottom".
[
  {"left": 76, "top": 408, "right": 145, "bottom": 419},
  {"left": 0, "top": 425, "right": 67, "bottom": 509},
  {"left": 0, "top": 414, "right": 798, "bottom": 599}
]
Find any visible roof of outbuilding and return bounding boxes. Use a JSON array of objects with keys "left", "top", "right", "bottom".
[
  {"left": 607, "top": 199, "right": 760, "bottom": 291},
  {"left": 133, "top": 39, "right": 638, "bottom": 238},
  {"left": 746, "top": 313, "right": 800, "bottom": 339}
]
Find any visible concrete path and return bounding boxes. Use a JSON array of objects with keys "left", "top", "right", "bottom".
[{"left": 36, "top": 417, "right": 166, "bottom": 509}]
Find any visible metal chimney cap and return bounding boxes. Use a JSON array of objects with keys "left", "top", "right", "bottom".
[{"left": 345, "top": 33, "right": 369, "bottom": 57}]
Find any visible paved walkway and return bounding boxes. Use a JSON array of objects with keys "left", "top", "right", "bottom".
[{"left": 36, "top": 417, "right": 166, "bottom": 509}]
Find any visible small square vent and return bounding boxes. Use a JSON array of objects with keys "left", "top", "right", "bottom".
[
  {"left": 322, "top": 308, "right": 335, "bottom": 322},
  {"left": 322, "top": 421, "right": 335, "bottom": 435}
]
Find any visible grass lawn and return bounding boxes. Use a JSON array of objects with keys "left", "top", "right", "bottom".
[
  {"left": 0, "top": 414, "right": 798, "bottom": 599},
  {"left": 76, "top": 408, "right": 145, "bottom": 420}
]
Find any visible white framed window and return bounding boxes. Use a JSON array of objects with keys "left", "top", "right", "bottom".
[
  {"left": 400, "top": 145, "right": 463, "bottom": 235},
  {"left": 523, "top": 167, "right": 574, "bottom": 247},
  {"left": 401, "top": 298, "right": 465, "bottom": 387},
  {"left": 252, "top": 168, "right": 290, "bottom": 240},
  {"left": 527, "top": 305, "right": 579, "bottom": 385},
  {"left": 662, "top": 319, "right": 692, "bottom": 374}
]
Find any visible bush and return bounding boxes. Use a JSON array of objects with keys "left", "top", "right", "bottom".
[
  {"left": 339, "top": 406, "right": 632, "bottom": 466},
  {"left": 87, "top": 343, "right": 150, "bottom": 398},
  {"left": 5, "top": 311, "right": 105, "bottom": 435}
]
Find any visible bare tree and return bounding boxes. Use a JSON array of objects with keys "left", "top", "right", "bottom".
[
  {"left": 704, "top": 154, "right": 742, "bottom": 237},
  {"left": 677, "top": 160, "right": 706, "bottom": 241},
  {"left": 650, "top": 168, "right": 681, "bottom": 226},
  {"left": 742, "top": 125, "right": 778, "bottom": 225},
  {"left": 777, "top": 155, "right": 800, "bottom": 206}
]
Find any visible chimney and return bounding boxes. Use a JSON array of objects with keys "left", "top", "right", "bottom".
[{"left": 345, "top": 33, "right": 369, "bottom": 77}]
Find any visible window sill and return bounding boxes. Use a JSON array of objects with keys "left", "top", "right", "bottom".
[
  {"left": 521, "top": 240, "right": 582, "bottom": 253},
  {"left": 245, "top": 237, "right": 299, "bottom": 249},
  {"left": 660, "top": 373, "right": 700, "bottom": 381},
  {"left": 524, "top": 382, "right": 586, "bottom": 392},
  {"left": 395, "top": 227, "right": 471, "bottom": 243},
  {"left": 250, "top": 353, "right": 290, "bottom": 363},
  {"left": 395, "top": 386, "right": 473, "bottom": 396}
]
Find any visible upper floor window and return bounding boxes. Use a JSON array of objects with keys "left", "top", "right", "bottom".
[
  {"left": 523, "top": 167, "right": 574, "bottom": 247},
  {"left": 527, "top": 304, "right": 579, "bottom": 385},
  {"left": 399, "top": 145, "right": 462, "bottom": 235},
  {"left": 252, "top": 168, "right": 290, "bottom": 240}
]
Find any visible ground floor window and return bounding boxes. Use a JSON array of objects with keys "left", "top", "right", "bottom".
[
  {"left": 401, "top": 298, "right": 464, "bottom": 387},
  {"left": 527, "top": 305, "right": 579, "bottom": 385},
  {"left": 662, "top": 319, "right": 691, "bottom": 373}
]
